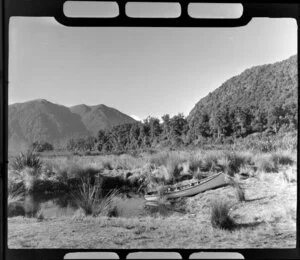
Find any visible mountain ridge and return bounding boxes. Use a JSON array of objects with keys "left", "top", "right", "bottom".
[{"left": 9, "top": 99, "right": 136, "bottom": 150}]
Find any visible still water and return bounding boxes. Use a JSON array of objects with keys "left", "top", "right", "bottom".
[{"left": 10, "top": 193, "right": 173, "bottom": 218}]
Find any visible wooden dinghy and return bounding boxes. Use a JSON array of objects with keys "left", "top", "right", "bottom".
[{"left": 144, "top": 172, "right": 227, "bottom": 201}]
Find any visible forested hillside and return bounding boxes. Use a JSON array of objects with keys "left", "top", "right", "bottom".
[
  {"left": 91, "top": 55, "right": 297, "bottom": 153},
  {"left": 188, "top": 55, "right": 297, "bottom": 138}
]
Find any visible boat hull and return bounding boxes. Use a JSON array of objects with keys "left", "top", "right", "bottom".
[{"left": 144, "top": 172, "right": 227, "bottom": 201}]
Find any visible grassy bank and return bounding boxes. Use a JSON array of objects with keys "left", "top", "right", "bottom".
[
  {"left": 8, "top": 165, "right": 297, "bottom": 248},
  {"left": 8, "top": 148, "right": 296, "bottom": 195}
]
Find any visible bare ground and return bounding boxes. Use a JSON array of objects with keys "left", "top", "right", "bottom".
[{"left": 8, "top": 171, "right": 296, "bottom": 249}]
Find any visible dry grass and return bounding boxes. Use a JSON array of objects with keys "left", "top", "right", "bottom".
[
  {"left": 8, "top": 167, "right": 297, "bottom": 248},
  {"left": 210, "top": 200, "right": 236, "bottom": 231}
]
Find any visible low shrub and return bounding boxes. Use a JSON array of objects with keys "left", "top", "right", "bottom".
[
  {"left": 210, "top": 200, "right": 236, "bottom": 231},
  {"left": 31, "top": 141, "right": 53, "bottom": 152}
]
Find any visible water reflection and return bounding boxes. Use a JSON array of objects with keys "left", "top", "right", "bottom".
[{"left": 9, "top": 193, "right": 174, "bottom": 218}]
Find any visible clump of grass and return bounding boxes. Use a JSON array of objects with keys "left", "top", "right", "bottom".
[
  {"left": 210, "top": 200, "right": 236, "bottom": 231},
  {"left": 238, "top": 165, "right": 255, "bottom": 178},
  {"left": 51, "top": 160, "right": 100, "bottom": 183},
  {"left": 115, "top": 154, "right": 145, "bottom": 170},
  {"left": 165, "top": 156, "right": 186, "bottom": 182},
  {"left": 94, "top": 190, "right": 120, "bottom": 217},
  {"left": 271, "top": 152, "right": 294, "bottom": 166},
  {"left": 281, "top": 167, "right": 297, "bottom": 183},
  {"left": 202, "top": 153, "right": 219, "bottom": 171},
  {"left": 217, "top": 152, "right": 252, "bottom": 176},
  {"left": 73, "top": 177, "right": 101, "bottom": 215},
  {"left": 193, "top": 171, "right": 205, "bottom": 180},
  {"left": 11, "top": 150, "right": 42, "bottom": 172},
  {"left": 148, "top": 151, "right": 188, "bottom": 183},
  {"left": 149, "top": 151, "right": 171, "bottom": 166},
  {"left": 73, "top": 177, "right": 119, "bottom": 216},
  {"left": 102, "top": 161, "right": 113, "bottom": 170},
  {"left": 8, "top": 188, "right": 24, "bottom": 205},
  {"left": 35, "top": 209, "right": 44, "bottom": 221},
  {"left": 235, "top": 185, "right": 246, "bottom": 202},
  {"left": 19, "top": 167, "right": 40, "bottom": 192},
  {"left": 254, "top": 154, "right": 278, "bottom": 173},
  {"left": 227, "top": 176, "right": 246, "bottom": 202},
  {"left": 107, "top": 205, "right": 120, "bottom": 217},
  {"left": 188, "top": 152, "right": 204, "bottom": 172}
]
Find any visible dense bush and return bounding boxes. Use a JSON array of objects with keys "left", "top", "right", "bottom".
[
  {"left": 66, "top": 136, "right": 96, "bottom": 153},
  {"left": 31, "top": 141, "right": 53, "bottom": 152}
]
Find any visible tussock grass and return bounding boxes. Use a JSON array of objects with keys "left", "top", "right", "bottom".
[
  {"left": 217, "top": 152, "right": 252, "bottom": 176},
  {"left": 210, "top": 200, "right": 236, "bottom": 231},
  {"left": 271, "top": 152, "right": 294, "bottom": 166},
  {"left": 253, "top": 154, "right": 278, "bottom": 173},
  {"left": 49, "top": 159, "right": 100, "bottom": 182},
  {"left": 202, "top": 152, "right": 219, "bottom": 171},
  {"left": 8, "top": 188, "right": 24, "bottom": 205},
  {"left": 148, "top": 151, "right": 189, "bottom": 182},
  {"left": 11, "top": 150, "right": 42, "bottom": 172},
  {"left": 282, "top": 167, "right": 297, "bottom": 183},
  {"left": 73, "top": 177, "right": 119, "bottom": 217},
  {"left": 19, "top": 167, "right": 40, "bottom": 192},
  {"left": 189, "top": 152, "right": 204, "bottom": 172},
  {"left": 10, "top": 147, "right": 295, "bottom": 197},
  {"left": 114, "top": 154, "right": 145, "bottom": 170}
]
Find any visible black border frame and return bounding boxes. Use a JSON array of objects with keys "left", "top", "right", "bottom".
[{"left": 1, "top": 1, "right": 299, "bottom": 259}]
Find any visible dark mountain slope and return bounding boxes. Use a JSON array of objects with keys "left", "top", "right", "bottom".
[
  {"left": 70, "top": 104, "right": 136, "bottom": 136},
  {"left": 9, "top": 99, "right": 89, "bottom": 147}
]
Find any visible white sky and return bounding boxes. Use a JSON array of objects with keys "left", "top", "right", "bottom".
[{"left": 9, "top": 17, "right": 297, "bottom": 120}]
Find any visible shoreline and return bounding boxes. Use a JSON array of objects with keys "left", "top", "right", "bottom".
[{"left": 8, "top": 173, "right": 297, "bottom": 249}]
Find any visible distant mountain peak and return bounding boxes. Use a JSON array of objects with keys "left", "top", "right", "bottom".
[
  {"left": 70, "top": 103, "right": 136, "bottom": 135},
  {"left": 9, "top": 100, "right": 136, "bottom": 151}
]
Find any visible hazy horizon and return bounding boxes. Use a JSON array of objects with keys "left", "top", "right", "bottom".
[{"left": 9, "top": 17, "right": 297, "bottom": 120}]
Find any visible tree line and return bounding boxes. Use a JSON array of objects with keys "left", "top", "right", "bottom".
[{"left": 63, "top": 102, "right": 297, "bottom": 153}]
